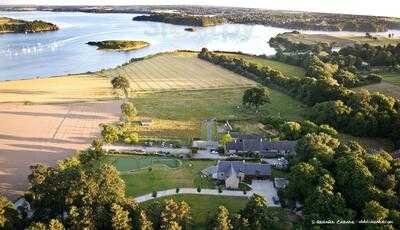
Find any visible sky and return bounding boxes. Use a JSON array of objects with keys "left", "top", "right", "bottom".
[{"left": 0, "top": 0, "right": 398, "bottom": 17}]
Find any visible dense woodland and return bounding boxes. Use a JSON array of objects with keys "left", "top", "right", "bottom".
[
  {"left": 133, "top": 13, "right": 226, "bottom": 27},
  {"left": 0, "top": 18, "right": 58, "bottom": 33},
  {"left": 199, "top": 49, "right": 400, "bottom": 148},
  {"left": 262, "top": 118, "right": 400, "bottom": 228}
]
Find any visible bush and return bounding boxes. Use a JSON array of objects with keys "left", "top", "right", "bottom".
[
  {"left": 152, "top": 191, "right": 157, "bottom": 198},
  {"left": 218, "top": 186, "right": 223, "bottom": 193},
  {"left": 191, "top": 147, "right": 199, "bottom": 154},
  {"left": 365, "top": 74, "right": 382, "bottom": 84}
]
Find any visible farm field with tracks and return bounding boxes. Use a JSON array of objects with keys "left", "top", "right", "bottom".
[
  {"left": 102, "top": 52, "right": 257, "bottom": 92},
  {"left": 0, "top": 101, "right": 121, "bottom": 199}
]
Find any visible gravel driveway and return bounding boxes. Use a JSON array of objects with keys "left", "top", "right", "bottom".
[{"left": 251, "top": 179, "right": 280, "bottom": 207}]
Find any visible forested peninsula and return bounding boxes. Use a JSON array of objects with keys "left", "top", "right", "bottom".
[
  {"left": 0, "top": 17, "right": 58, "bottom": 33},
  {"left": 133, "top": 13, "right": 226, "bottom": 27}
]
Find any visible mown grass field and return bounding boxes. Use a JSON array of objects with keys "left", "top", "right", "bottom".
[
  {"left": 133, "top": 88, "right": 308, "bottom": 143},
  {"left": 106, "top": 154, "right": 182, "bottom": 172},
  {"left": 117, "top": 157, "right": 216, "bottom": 197},
  {"left": 222, "top": 53, "right": 306, "bottom": 78},
  {"left": 141, "top": 195, "right": 249, "bottom": 229}
]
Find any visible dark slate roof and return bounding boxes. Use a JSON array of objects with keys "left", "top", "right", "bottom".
[
  {"left": 264, "top": 141, "right": 297, "bottom": 152},
  {"left": 217, "top": 161, "right": 271, "bottom": 179},
  {"left": 226, "top": 139, "right": 297, "bottom": 152},
  {"left": 230, "top": 132, "right": 263, "bottom": 140}
]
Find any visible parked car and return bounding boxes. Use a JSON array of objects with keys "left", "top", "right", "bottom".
[{"left": 272, "top": 196, "right": 280, "bottom": 205}]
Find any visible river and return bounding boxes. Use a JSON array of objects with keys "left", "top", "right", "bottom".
[{"left": 0, "top": 11, "right": 399, "bottom": 80}]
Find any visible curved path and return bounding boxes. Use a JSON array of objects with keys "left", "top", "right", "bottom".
[{"left": 134, "top": 187, "right": 280, "bottom": 207}]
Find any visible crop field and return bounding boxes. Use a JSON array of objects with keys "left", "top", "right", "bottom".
[
  {"left": 0, "top": 74, "right": 114, "bottom": 103},
  {"left": 102, "top": 52, "right": 257, "bottom": 92},
  {"left": 106, "top": 155, "right": 181, "bottom": 172},
  {"left": 0, "top": 101, "right": 121, "bottom": 199},
  {"left": 222, "top": 53, "right": 306, "bottom": 78}
]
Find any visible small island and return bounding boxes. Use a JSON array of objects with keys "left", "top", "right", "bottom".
[
  {"left": 0, "top": 17, "right": 58, "bottom": 34},
  {"left": 184, "top": 27, "right": 196, "bottom": 32},
  {"left": 87, "top": 40, "right": 150, "bottom": 51}
]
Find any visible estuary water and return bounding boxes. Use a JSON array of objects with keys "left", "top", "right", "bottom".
[{"left": 1, "top": 11, "right": 399, "bottom": 80}]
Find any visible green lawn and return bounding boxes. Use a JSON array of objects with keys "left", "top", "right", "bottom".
[
  {"left": 380, "top": 72, "right": 400, "bottom": 86},
  {"left": 116, "top": 157, "right": 216, "bottom": 197},
  {"left": 132, "top": 88, "right": 308, "bottom": 143},
  {"left": 222, "top": 53, "right": 306, "bottom": 78},
  {"left": 141, "top": 194, "right": 249, "bottom": 229},
  {"left": 106, "top": 155, "right": 181, "bottom": 172}
]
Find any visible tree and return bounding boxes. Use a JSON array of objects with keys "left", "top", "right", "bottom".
[
  {"left": 111, "top": 203, "right": 131, "bottom": 230},
  {"left": 215, "top": 206, "right": 232, "bottom": 230},
  {"left": 101, "top": 124, "right": 119, "bottom": 144},
  {"left": 296, "top": 133, "right": 340, "bottom": 166},
  {"left": 230, "top": 214, "right": 249, "bottom": 230},
  {"left": 139, "top": 211, "right": 153, "bottom": 230},
  {"left": 333, "top": 69, "right": 359, "bottom": 87},
  {"left": 286, "top": 162, "right": 319, "bottom": 201},
  {"left": 363, "top": 201, "right": 389, "bottom": 220},
  {"left": 335, "top": 155, "right": 374, "bottom": 211},
  {"left": 111, "top": 75, "right": 130, "bottom": 98},
  {"left": 48, "top": 219, "right": 65, "bottom": 230},
  {"left": 280, "top": 121, "right": 302, "bottom": 140},
  {"left": 121, "top": 102, "right": 137, "bottom": 121},
  {"left": 160, "top": 199, "right": 191, "bottom": 230},
  {"left": 220, "top": 133, "right": 233, "bottom": 145},
  {"left": 0, "top": 195, "right": 21, "bottom": 229},
  {"left": 242, "top": 87, "right": 271, "bottom": 109},
  {"left": 28, "top": 222, "right": 47, "bottom": 230},
  {"left": 304, "top": 186, "right": 354, "bottom": 223}
]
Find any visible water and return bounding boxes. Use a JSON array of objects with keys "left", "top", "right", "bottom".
[{"left": 1, "top": 11, "right": 399, "bottom": 80}]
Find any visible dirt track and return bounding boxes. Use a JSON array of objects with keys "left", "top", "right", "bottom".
[{"left": 0, "top": 101, "right": 121, "bottom": 200}]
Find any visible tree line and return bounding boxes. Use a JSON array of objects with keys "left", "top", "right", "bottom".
[{"left": 198, "top": 49, "right": 400, "bottom": 147}]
